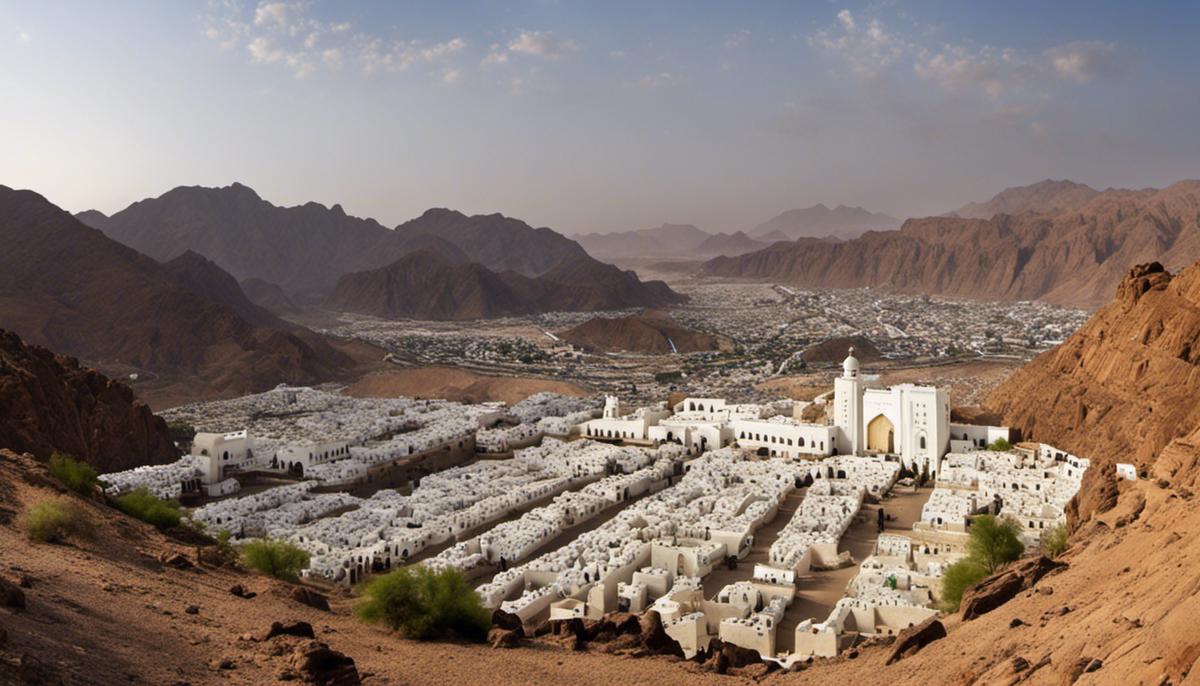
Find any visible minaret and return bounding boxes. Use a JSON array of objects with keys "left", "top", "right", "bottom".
[
  {"left": 833, "top": 346, "right": 864, "bottom": 455},
  {"left": 603, "top": 395, "right": 620, "bottom": 419}
]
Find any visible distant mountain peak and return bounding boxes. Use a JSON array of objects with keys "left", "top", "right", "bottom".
[
  {"left": 749, "top": 203, "right": 898, "bottom": 240},
  {"left": 955, "top": 179, "right": 1101, "bottom": 219}
]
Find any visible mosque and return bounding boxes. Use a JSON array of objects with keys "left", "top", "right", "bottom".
[
  {"left": 583, "top": 347, "right": 1011, "bottom": 478},
  {"left": 833, "top": 347, "right": 951, "bottom": 478}
]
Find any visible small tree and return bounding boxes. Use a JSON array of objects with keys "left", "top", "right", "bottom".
[
  {"left": 1040, "top": 523, "right": 1069, "bottom": 558},
  {"left": 115, "top": 487, "right": 182, "bottom": 530},
  {"left": 987, "top": 437, "right": 1013, "bottom": 452},
  {"left": 967, "top": 515, "right": 1025, "bottom": 573},
  {"left": 356, "top": 566, "right": 490, "bottom": 641},
  {"left": 241, "top": 539, "right": 311, "bottom": 581},
  {"left": 21, "top": 497, "right": 94, "bottom": 543},
  {"left": 939, "top": 558, "right": 988, "bottom": 612},
  {"left": 49, "top": 452, "right": 100, "bottom": 497}
]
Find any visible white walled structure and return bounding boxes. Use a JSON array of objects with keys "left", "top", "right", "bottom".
[{"left": 832, "top": 348, "right": 1010, "bottom": 479}]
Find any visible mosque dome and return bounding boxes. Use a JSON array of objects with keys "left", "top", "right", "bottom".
[{"left": 842, "top": 347, "right": 860, "bottom": 377}]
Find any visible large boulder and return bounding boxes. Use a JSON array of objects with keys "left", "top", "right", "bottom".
[
  {"left": 700, "top": 639, "right": 763, "bottom": 674},
  {"left": 491, "top": 609, "right": 523, "bottom": 631},
  {"left": 288, "top": 640, "right": 361, "bottom": 686},
  {"left": 260, "top": 621, "right": 316, "bottom": 641},
  {"left": 488, "top": 627, "right": 523, "bottom": 649},
  {"left": 0, "top": 576, "right": 26, "bottom": 609},
  {"left": 961, "top": 556, "right": 1067, "bottom": 621},
  {"left": 290, "top": 586, "right": 331, "bottom": 612},
  {"left": 886, "top": 617, "right": 946, "bottom": 664},
  {"left": 639, "top": 611, "right": 684, "bottom": 657}
]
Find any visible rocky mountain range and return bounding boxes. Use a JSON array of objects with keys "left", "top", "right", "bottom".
[
  {"left": 0, "top": 328, "right": 178, "bottom": 472},
  {"left": 0, "top": 186, "right": 353, "bottom": 402},
  {"left": 748, "top": 204, "right": 899, "bottom": 241},
  {"left": 328, "top": 249, "right": 684, "bottom": 321},
  {"left": 82, "top": 185, "right": 682, "bottom": 309},
  {"left": 704, "top": 180, "right": 1200, "bottom": 307}
]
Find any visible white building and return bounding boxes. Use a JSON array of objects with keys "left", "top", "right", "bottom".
[{"left": 832, "top": 348, "right": 1008, "bottom": 479}]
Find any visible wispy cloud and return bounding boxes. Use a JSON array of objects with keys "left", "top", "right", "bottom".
[
  {"left": 1046, "top": 41, "right": 1122, "bottom": 83},
  {"left": 507, "top": 31, "right": 578, "bottom": 60},
  {"left": 724, "top": 29, "right": 750, "bottom": 50},
  {"left": 625, "top": 72, "right": 674, "bottom": 90},
  {"left": 812, "top": 8, "right": 1123, "bottom": 100},
  {"left": 205, "top": 0, "right": 465, "bottom": 80}
]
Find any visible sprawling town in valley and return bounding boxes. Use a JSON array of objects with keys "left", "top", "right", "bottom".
[
  {"left": 317, "top": 281, "right": 1089, "bottom": 406},
  {"left": 102, "top": 347, "right": 1104, "bottom": 665}
]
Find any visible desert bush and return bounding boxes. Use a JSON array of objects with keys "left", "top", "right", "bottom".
[
  {"left": 938, "top": 515, "right": 1028, "bottom": 611},
  {"left": 21, "top": 497, "right": 94, "bottom": 543},
  {"left": 939, "top": 558, "right": 988, "bottom": 612},
  {"left": 241, "top": 539, "right": 311, "bottom": 581},
  {"left": 967, "top": 515, "right": 1026, "bottom": 573},
  {"left": 115, "top": 487, "right": 182, "bottom": 530},
  {"left": 1040, "top": 523, "right": 1069, "bottom": 558},
  {"left": 356, "top": 565, "right": 490, "bottom": 641},
  {"left": 49, "top": 452, "right": 100, "bottom": 496},
  {"left": 987, "top": 437, "right": 1013, "bottom": 452}
]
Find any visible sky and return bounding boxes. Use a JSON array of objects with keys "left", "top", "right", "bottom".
[{"left": 2, "top": 1, "right": 1199, "bottom": 234}]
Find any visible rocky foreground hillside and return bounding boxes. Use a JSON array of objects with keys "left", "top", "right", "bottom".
[
  {"left": 0, "top": 330, "right": 177, "bottom": 472},
  {"left": 704, "top": 180, "right": 1200, "bottom": 308}
]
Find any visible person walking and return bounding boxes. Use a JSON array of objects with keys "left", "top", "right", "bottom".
[{"left": 876, "top": 507, "right": 885, "bottom": 534}]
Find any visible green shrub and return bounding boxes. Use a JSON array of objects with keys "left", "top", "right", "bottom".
[
  {"left": 241, "top": 539, "right": 311, "bottom": 581},
  {"left": 938, "top": 515, "right": 1028, "bottom": 611},
  {"left": 356, "top": 566, "right": 490, "bottom": 641},
  {"left": 21, "top": 497, "right": 94, "bottom": 543},
  {"left": 940, "top": 558, "right": 988, "bottom": 612},
  {"left": 49, "top": 452, "right": 100, "bottom": 496},
  {"left": 167, "top": 421, "right": 195, "bottom": 444},
  {"left": 115, "top": 487, "right": 182, "bottom": 530},
  {"left": 987, "top": 437, "right": 1013, "bottom": 452},
  {"left": 967, "top": 515, "right": 1026, "bottom": 573},
  {"left": 1040, "top": 523, "right": 1069, "bottom": 558}
]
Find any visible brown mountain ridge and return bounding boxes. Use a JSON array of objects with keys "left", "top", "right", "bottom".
[
  {"left": 327, "top": 250, "right": 684, "bottom": 321},
  {"left": 85, "top": 185, "right": 684, "bottom": 309},
  {"left": 0, "top": 185, "right": 354, "bottom": 403},
  {"left": 703, "top": 180, "right": 1200, "bottom": 307}
]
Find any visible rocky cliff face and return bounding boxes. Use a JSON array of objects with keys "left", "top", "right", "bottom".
[
  {"left": 0, "top": 329, "right": 177, "bottom": 471},
  {"left": 704, "top": 181, "right": 1200, "bottom": 307},
  {"left": 987, "top": 261, "right": 1200, "bottom": 465},
  {"left": 986, "top": 260, "right": 1200, "bottom": 527}
]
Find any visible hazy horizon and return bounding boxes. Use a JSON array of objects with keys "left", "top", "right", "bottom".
[{"left": 3, "top": 0, "right": 1198, "bottom": 234}]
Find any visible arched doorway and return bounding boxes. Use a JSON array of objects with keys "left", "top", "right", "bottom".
[{"left": 867, "top": 415, "right": 895, "bottom": 454}]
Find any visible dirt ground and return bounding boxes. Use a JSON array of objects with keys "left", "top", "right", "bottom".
[
  {"left": 701, "top": 485, "right": 933, "bottom": 655},
  {"left": 345, "top": 366, "right": 590, "bottom": 405}
]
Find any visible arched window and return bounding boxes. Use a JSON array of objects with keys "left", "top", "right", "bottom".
[{"left": 919, "top": 435, "right": 926, "bottom": 450}]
